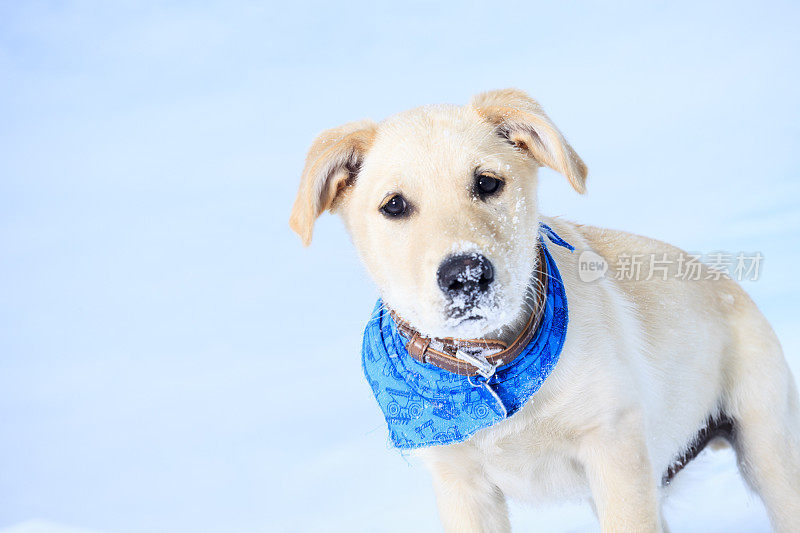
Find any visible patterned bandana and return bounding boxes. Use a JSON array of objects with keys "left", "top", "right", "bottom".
[{"left": 361, "top": 224, "right": 572, "bottom": 449}]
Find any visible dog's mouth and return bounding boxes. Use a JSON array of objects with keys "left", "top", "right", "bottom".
[
  {"left": 448, "top": 314, "right": 486, "bottom": 329},
  {"left": 442, "top": 316, "right": 491, "bottom": 340},
  {"left": 442, "top": 295, "right": 506, "bottom": 338},
  {"left": 393, "top": 281, "right": 524, "bottom": 342},
  {"left": 446, "top": 303, "right": 490, "bottom": 322}
]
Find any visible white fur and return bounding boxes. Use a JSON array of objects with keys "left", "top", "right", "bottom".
[{"left": 291, "top": 89, "right": 800, "bottom": 532}]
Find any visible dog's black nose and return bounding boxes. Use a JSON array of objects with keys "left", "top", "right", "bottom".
[{"left": 437, "top": 253, "right": 494, "bottom": 297}]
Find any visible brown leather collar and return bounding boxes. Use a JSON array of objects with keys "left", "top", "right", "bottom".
[{"left": 391, "top": 246, "right": 548, "bottom": 378}]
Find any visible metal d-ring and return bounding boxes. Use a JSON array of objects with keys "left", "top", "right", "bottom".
[{"left": 457, "top": 348, "right": 501, "bottom": 381}]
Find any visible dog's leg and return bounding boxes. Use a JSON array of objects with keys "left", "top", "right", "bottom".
[
  {"left": 725, "top": 318, "right": 800, "bottom": 532},
  {"left": 578, "top": 409, "right": 664, "bottom": 533},
  {"left": 422, "top": 447, "right": 510, "bottom": 533}
]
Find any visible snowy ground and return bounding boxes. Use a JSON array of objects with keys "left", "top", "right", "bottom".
[{"left": 2, "top": 2, "right": 799, "bottom": 532}]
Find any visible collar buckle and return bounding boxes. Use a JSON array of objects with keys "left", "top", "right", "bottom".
[{"left": 455, "top": 348, "right": 502, "bottom": 380}]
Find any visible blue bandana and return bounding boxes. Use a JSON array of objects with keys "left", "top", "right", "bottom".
[{"left": 361, "top": 224, "right": 573, "bottom": 449}]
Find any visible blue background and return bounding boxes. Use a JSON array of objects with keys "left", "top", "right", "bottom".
[{"left": 1, "top": 2, "right": 799, "bottom": 532}]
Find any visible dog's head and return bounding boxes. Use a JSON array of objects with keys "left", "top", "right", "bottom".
[{"left": 290, "top": 89, "right": 586, "bottom": 340}]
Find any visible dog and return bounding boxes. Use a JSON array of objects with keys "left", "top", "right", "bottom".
[{"left": 289, "top": 89, "right": 800, "bottom": 532}]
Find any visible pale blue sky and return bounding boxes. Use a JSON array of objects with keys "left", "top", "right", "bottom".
[{"left": 1, "top": 2, "right": 799, "bottom": 532}]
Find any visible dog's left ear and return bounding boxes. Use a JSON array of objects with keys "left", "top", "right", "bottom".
[
  {"left": 471, "top": 89, "right": 587, "bottom": 193},
  {"left": 290, "top": 119, "right": 377, "bottom": 246}
]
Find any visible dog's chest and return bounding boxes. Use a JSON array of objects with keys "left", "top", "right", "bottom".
[{"left": 471, "top": 420, "right": 591, "bottom": 503}]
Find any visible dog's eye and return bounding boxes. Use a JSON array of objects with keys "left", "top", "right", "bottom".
[
  {"left": 474, "top": 173, "right": 503, "bottom": 198},
  {"left": 380, "top": 194, "right": 408, "bottom": 217}
]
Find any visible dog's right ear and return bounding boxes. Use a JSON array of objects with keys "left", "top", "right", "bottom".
[{"left": 289, "top": 120, "right": 377, "bottom": 246}]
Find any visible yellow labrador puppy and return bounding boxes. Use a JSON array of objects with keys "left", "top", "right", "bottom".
[{"left": 289, "top": 89, "right": 800, "bottom": 532}]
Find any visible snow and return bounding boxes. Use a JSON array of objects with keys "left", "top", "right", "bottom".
[
  {"left": 0, "top": 521, "right": 103, "bottom": 533},
  {"left": 1, "top": 2, "right": 799, "bottom": 532}
]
